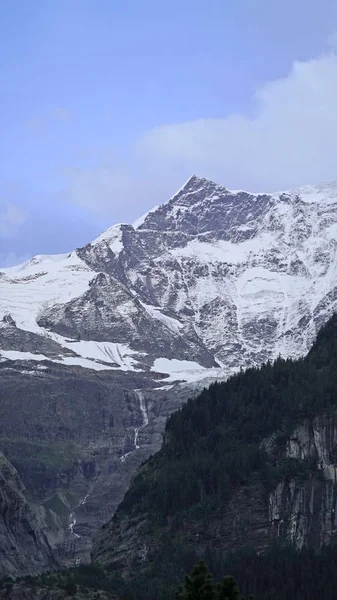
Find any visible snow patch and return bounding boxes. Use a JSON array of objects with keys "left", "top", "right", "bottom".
[
  {"left": 92, "top": 224, "right": 124, "bottom": 256},
  {"left": 170, "top": 235, "right": 275, "bottom": 266},
  {"left": 0, "top": 252, "right": 94, "bottom": 335},
  {"left": 46, "top": 333, "right": 143, "bottom": 371},
  {"left": 0, "top": 349, "right": 115, "bottom": 371},
  {"left": 151, "top": 357, "right": 214, "bottom": 382},
  {"left": 0, "top": 350, "right": 50, "bottom": 362},
  {"left": 140, "top": 302, "right": 183, "bottom": 334}
]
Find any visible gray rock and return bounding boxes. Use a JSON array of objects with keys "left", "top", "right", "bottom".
[
  {"left": 2, "top": 176, "right": 337, "bottom": 573},
  {"left": 0, "top": 452, "right": 56, "bottom": 577},
  {"left": 92, "top": 415, "right": 337, "bottom": 574}
]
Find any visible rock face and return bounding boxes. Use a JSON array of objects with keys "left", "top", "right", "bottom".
[
  {"left": 269, "top": 416, "right": 337, "bottom": 548},
  {"left": 2, "top": 176, "right": 337, "bottom": 380},
  {"left": 2, "top": 175, "right": 337, "bottom": 572},
  {"left": 0, "top": 452, "right": 56, "bottom": 577},
  {"left": 92, "top": 416, "right": 337, "bottom": 574},
  {"left": 0, "top": 360, "right": 186, "bottom": 569}
]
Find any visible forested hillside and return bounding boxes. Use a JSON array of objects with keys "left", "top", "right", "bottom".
[
  {"left": 4, "top": 316, "right": 337, "bottom": 599},
  {"left": 103, "top": 313, "right": 337, "bottom": 522},
  {"left": 91, "top": 313, "right": 337, "bottom": 598}
]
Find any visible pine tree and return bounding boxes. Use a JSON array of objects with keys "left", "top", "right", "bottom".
[
  {"left": 176, "top": 560, "right": 215, "bottom": 600},
  {"left": 216, "top": 575, "right": 240, "bottom": 600},
  {"left": 176, "top": 561, "right": 249, "bottom": 600}
]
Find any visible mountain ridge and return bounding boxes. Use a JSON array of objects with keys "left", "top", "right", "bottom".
[
  {"left": 2, "top": 175, "right": 337, "bottom": 569},
  {"left": 2, "top": 175, "right": 337, "bottom": 383}
]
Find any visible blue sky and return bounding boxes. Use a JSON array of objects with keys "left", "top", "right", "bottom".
[{"left": 1, "top": 0, "right": 337, "bottom": 266}]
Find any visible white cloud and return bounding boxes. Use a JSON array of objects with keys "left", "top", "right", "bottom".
[
  {"left": 0, "top": 201, "right": 27, "bottom": 239},
  {"left": 63, "top": 48, "right": 337, "bottom": 218}
]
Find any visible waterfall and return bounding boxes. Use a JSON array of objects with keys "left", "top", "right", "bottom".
[
  {"left": 133, "top": 390, "right": 148, "bottom": 449},
  {"left": 68, "top": 490, "right": 91, "bottom": 538},
  {"left": 69, "top": 513, "right": 80, "bottom": 538},
  {"left": 80, "top": 493, "right": 89, "bottom": 506},
  {"left": 120, "top": 390, "right": 149, "bottom": 461}
]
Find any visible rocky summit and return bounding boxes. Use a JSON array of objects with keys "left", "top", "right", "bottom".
[
  {"left": 3, "top": 175, "right": 337, "bottom": 380},
  {"left": 2, "top": 175, "right": 337, "bottom": 570}
]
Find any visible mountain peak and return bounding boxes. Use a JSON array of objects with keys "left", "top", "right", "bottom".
[
  {"left": 183, "top": 173, "right": 206, "bottom": 186},
  {"left": 170, "top": 174, "right": 223, "bottom": 200}
]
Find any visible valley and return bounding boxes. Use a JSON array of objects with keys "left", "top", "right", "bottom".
[{"left": 2, "top": 176, "right": 337, "bottom": 594}]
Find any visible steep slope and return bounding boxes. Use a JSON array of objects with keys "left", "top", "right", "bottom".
[
  {"left": 2, "top": 175, "right": 337, "bottom": 573},
  {"left": 2, "top": 176, "right": 337, "bottom": 380},
  {"left": 0, "top": 452, "right": 56, "bottom": 577},
  {"left": 91, "top": 314, "right": 337, "bottom": 595},
  {"left": 0, "top": 360, "right": 186, "bottom": 568}
]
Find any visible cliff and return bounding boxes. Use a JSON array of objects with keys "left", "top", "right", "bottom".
[
  {"left": 270, "top": 416, "right": 337, "bottom": 548},
  {"left": 0, "top": 362, "right": 185, "bottom": 567},
  {"left": 92, "top": 416, "right": 337, "bottom": 578},
  {"left": 91, "top": 315, "right": 337, "bottom": 582},
  {"left": 0, "top": 453, "right": 56, "bottom": 578},
  {"left": 3, "top": 176, "right": 337, "bottom": 571}
]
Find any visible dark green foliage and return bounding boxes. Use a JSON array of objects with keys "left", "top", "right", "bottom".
[
  {"left": 176, "top": 561, "right": 215, "bottom": 600},
  {"left": 121, "top": 314, "right": 337, "bottom": 523},
  {"left": 0, "top": 564, "right": 125, "bottom": 598},
  {"left": 209, "top": 542, "right": 337, "bottom": 600},
  {"left": 124, "top": 543, "right": 337, "bottom": 600},
  {"left": 4, "top": 544, "right": 337, "bottom": 599},
  {"left": 64, "top": 581, "right": 77, "bottom": 595},
  {"left": 108, "top": 314, "right": 337, "bottom": 598},
  {"left": 216, "top": 575, "right": 241, "bottom": 600},
  {"left": 4, "top": 316, "right": 337, "bottom": 600},
  {"left": 176, "top": 561, "right": 248, "bottom": 600}
]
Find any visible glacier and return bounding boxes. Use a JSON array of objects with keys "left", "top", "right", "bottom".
[{"left": 1, "top": 174, "right": 337, "bottom": 384}]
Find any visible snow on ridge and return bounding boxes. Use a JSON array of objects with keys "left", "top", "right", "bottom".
[
  {"left": 169, "top": 174, "right": 227, "bottom": 200},
  {"left": 133, "top": 175, "right": 226, "bottom": 230},
  {"left": 1, "top": 250, "right": 90, "bottom": 277},
  {"left": 0, "top": 252, "right": 95, "bottom": 335},
  {"left": 1, "top": 252, "right": 72, "bottom": 274},
  {"left": 169, "top": 175, "right": 203, "bottom": 199},
  {"left": 3, "top": 174, "right": 337, "bottom": 381},
  {"left": 132, "top": 206, "right": 160, "bottom": 229},
  {"left": 140, "top": 302, "right": 183, "bottom": 334},
  {"left": 170, "top": 235, "right": 274, "bottom": 265},
  {"left": 221, "top": 180, "right": 337, "bottom": 203},
  {"left": 92, "top": 223, "right": 126, "bottom": 255},
  {"left": 111, "top": 178, "right": 337, "bottom": 242},
  {"left": 290, "top": 181, "right": 337, "bottom": 204}
]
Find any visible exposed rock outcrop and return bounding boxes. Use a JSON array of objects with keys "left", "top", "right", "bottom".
[
  {"left": 0, "top": 362, "right": 186, "bottom": 569},
  {"left": 92, "top": 416, "right": 337, "bottom": 574},
  {"left": 0, "top": 452, "right": 56, "bottom": 577},
  {"left": 3, "top": 176, "right": 337, "bottom": 573},
  {"left": 3, "top": 177, "right": 337, "bottom": 378},
  {"left": 269, "top": 416, "right": 337, "bottom": 547}
]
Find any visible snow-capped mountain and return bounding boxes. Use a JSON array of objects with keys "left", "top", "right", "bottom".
[
  {"left": 2, "top": 174, "right": 337, "bottom": 568},
  {"left": 2, "top": 174, "right": 337, "bottom": 383}
]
